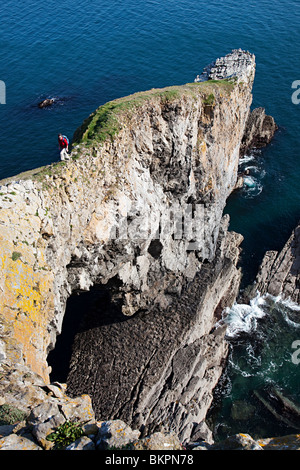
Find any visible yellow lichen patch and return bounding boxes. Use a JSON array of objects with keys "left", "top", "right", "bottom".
[
  {"left": 0, "top": 232, "right": 54, "bottom": 380},
  {"left": 257, "top": 434, "right": 300, "bottom": 450},
  {"left": 199, "top": 140, "right": 207, "bottom": 155}
]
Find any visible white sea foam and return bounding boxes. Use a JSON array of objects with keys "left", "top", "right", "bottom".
[
  {"left": 224, "top": 293, "right": 300, "bottom": 338},
  {"left": 243, "top": 175, "right": 256, "bottom": 188},
  {"left": 224, "top": 293, "right": 267, "bottom": 338},
  {"left": 242, "top": 179, "right": 263, "bottom": 198},
  {"left": 279, "top": 296, "right": 300, "bottom": 311},
  {"left": 273, "top": 296, "right": 300, "bottom": 328},
  {"left": 239, "top": 154, "right": 256, "bottom": 165},
  {"left": 238, "top": 151, "right": 266, "bottom": 199}
]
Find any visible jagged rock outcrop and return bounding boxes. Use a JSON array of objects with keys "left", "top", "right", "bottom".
[
  {"left": 239, "top": 107, "right": 278, "bottom": 155},
  {"left": 1, "top": 373, "right": 299, "bottom": 451},
  {"left": 249, "top": 221, "right": 300, "bottom": 303},
  {"left": 0, "top": 363, "right": 299, "bottom": 450},
  {"left": 0, "top": 50, "right": 256, "bottom": 443},
  {"left": 194, "top": 48, "right": 255, "bottom": 84},
  {"left": 195, "top": 50, "right": 277, "bottom": 157}
]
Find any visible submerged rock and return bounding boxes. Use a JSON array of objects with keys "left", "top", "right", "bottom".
[
  {"left": 253, "top": 387, "right": 300, "bottom": 431},
  {"left": 231, "top": 400, "right": 256, "bottom": 421},
  {"left": 38, "top": 98, "right": 55, "bottom": 108}
]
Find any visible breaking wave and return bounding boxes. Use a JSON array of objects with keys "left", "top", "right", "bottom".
[
  {"left": 224, "top": 292, "right": 300, "bottom": 339},
  {"left": 224, "top": 292, "right": 267, "bottom": 338},
  {"left": 211, "top": 293, "right": 300, "bottom": 440},
  {"left": 238, "top": 151, "right": 265, "bottom": 199}
]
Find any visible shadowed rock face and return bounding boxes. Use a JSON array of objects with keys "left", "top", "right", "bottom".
[
  {"left": 65, "top": 217, "right": 243, "bottom": 443},
  {"left": 0, "top": 50, "right": 256, "bottom": 442},
  {"left": 240, "top": 107, "right": 278, "bottom": 155},
  {"left": 248, "top": 222, "right": 300, "bottom": 304}
]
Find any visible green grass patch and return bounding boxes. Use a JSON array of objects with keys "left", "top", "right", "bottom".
[
  {"left": 189, "top": 77, "right": 237, "bottom": 94},
  {"left": 0, "top": 404, "right": 27, "bottom": 425},
  {"left": 0, "top": 78, "right": 238, "bottom": 188},
  {"left": 46, "top": 420, "right": 84, "bottom": 449},
  {"left": 73, "top": 86, "right": 182, "bottom": 145},
  {"left": 203, "top": 93, "right": 215, "bottom": 106},
  {"left": 73, "top": 79, "right": 237, "bottom": 146}
]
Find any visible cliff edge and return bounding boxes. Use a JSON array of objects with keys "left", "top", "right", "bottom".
[{"left": 0, "top": 50, "right": 255, "bottom": 443}]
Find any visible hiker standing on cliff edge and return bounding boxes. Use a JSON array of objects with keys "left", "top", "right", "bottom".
[{"left": 58, "top": 133, "right": 69, "bottom": 161}]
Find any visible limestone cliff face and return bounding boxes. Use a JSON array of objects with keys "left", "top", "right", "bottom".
[
  {"left": 249, "top": 221, "right": 300, "bottom": 303},
  {"left": 0, "top": 51, "right": 254, "bottom": 442}
]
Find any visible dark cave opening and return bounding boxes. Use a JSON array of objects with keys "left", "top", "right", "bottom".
[
  {"left": 47, "top": 277, "right": 126, "bottom": 384},
  {"left": 147, "top": 239, "right": 163, "bottom": 259}
]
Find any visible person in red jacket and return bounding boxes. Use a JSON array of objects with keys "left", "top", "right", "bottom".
[{"left": 58, "top": 133, "right": 69, "bottom": 161}]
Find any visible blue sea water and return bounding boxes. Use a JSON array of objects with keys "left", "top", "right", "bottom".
[{"left": 1, "top": 0, "right": 300, "bottom": 439}]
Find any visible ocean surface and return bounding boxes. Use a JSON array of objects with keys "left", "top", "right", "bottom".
[{"left": 1, "top": 0, "right": 300, "bottom": 439}]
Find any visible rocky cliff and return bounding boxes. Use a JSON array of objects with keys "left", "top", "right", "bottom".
[
  {"left": 239, "top": 107, "right": 278, "bottom": 156},
  {"left": 0, "top": 50, "right": 255, "bottom": 443},
  {"left": 248, "top": 221, "right": 300, "bottom": 303}
]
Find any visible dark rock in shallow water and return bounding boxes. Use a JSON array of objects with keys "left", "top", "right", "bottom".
[
  {"left": 253, "top": 387, "right": 300, "bottom": 431},
  {"left": 240, "top": 107, "right": 278, "bottom": 155},
  {"left": 38, "top": 98, "right": 55, "bottom": 108}
]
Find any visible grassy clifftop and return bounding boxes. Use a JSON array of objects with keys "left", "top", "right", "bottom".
[
  {"left": 72, "top": 79, "right": 236, "bottom": 146},
  {"left": 0, "top": 79, "right": 236, "bottom": 187}
]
